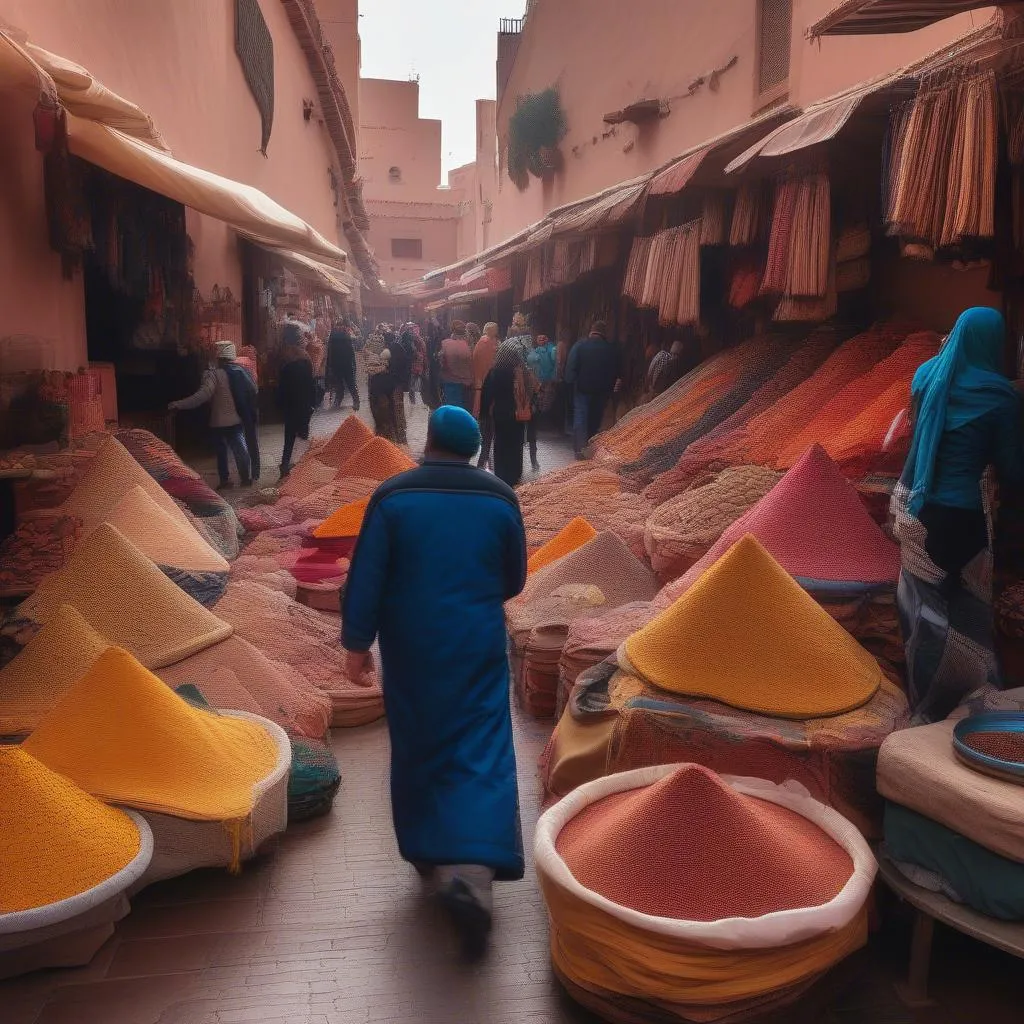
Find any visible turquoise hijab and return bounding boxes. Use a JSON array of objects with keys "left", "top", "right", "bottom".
[{"left": 906, "top": 306, "right": 1017, "bottom": 515}]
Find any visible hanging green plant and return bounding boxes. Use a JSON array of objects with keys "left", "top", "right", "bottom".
[{"left": 507, "top": 87, "right": 568, "bottom": 191}]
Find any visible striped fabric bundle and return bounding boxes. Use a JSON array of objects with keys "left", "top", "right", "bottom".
[
  {"left": 523, "top": 252, "right": 544, "bottom": 301},
  {"left": 622, "top": 236, "right": 654, "bottom": 303},
  {"left": 887, "top": 73, "right": 997, "bottom": 248},
  {"left": 784, "top": 172, "right": 831, "bottom": 298},
  {"left": 638, "top": 230, "right": 672, "bottom": 309},
  {"left": 760, "top": 177, "right": 799, "bottom": 296},
  {"left": 674, "top": 220, "right": 702, "bottom": 326},
  {"left": 700, "top": 192, "right": 729, "bottom": 246},
  {"left": 728, "top": 181, "right": 768, "bottom": 247}
]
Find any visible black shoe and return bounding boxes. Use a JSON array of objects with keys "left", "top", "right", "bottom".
[
  {"left": 240, "top": 478, "right": 252, "bottom": 488},
  {"left": 215, "top": 480, "right": 234, "bottom": 492},
  {"left": 530, "top": 458, "right": 541, "bottom": 472},
  {"left": 278, "top": 465, "right": 292, "bottom": 481},
  {"left": 437, "top": 878, "right": 492, "bottom": 960}
]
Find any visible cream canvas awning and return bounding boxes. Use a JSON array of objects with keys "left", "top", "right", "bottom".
[
  {"left": 0, "top": 24, "right": 347, "bottom": 267},
  {"left": 242, "top": 237, "right": 353, "bottom": 296}
]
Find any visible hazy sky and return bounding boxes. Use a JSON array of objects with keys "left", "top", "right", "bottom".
[{"left": 359, "top": 0, "right": 526, "bottom": 182}]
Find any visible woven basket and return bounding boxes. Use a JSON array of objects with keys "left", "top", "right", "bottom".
[{"left": 132, "top": 711, "right": 291, "bottom": 885}]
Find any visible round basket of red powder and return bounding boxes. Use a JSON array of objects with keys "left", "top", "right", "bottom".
[{"left": 953, "top": 712, "right": 1024, "bottom": 784}]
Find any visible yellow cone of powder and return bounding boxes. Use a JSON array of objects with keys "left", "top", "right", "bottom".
[
  {"left": 623, "top": 535, "right": 881, "bottom": 719},
  {"left": 527, "top": 517, "right": 597, "bottom": 575},
  {"left": 14, "top": 523, "right": 232, "bottom": 669},
  {"left": 0, "top": 604, "right": 109, "bottom": 736},
  {"left": 0, "top": 746, "right": 141, "bottom": 913},
  {"left": 24, "top": 647, "right": 280, "bottom": 821}
]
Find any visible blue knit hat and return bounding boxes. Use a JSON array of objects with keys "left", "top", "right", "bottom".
[{"left": 429, "top": 406, "right": 481, "bottom": 458}]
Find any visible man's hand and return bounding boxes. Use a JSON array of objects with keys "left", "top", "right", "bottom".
[{"left": 345, "top": 648, "right": 373, "bottom": 683}]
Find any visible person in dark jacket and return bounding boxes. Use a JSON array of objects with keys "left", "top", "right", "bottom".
[
  {"left": 327, "top": 320, "right": 360, "bottom": 411},
  {"left": 278, "top": 323, "right": 318, "bottom": 478},
  {"left": 390, "top": 329, "right": 415, "bottom": 445},
  {"left": 564, "top": 320, "right": 623, "bottom": 458},
  {"left": 342, "top": 405, "right": 527, "bottom": 957},
  {"left": 480, "top": 340, "right": 530, "bottom": 488}
]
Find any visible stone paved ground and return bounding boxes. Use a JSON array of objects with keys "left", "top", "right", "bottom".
[{"left": 5, "top": 383, "right": 1022, "bottom": 1022}]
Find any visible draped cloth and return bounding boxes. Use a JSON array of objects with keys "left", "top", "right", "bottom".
[
  {"left": 894, "top": 308, "right": 1014, "bottom": 720},
  {"left": 905, "top": 307, "right": 1017, "bottom": 516},
  {"left": 342, "top": 461, "right": 528, "bottom": 879}
]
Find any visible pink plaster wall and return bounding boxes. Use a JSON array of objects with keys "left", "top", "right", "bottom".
[
  {"left": 0, "top": 90, "right": 87, "bottom": 368},
  {"left": 1, "top": 0, "right": 351, "bottom": 370},
  {"left": 319, "top": 0, "right": 361, "bottom": 144},
  {"left": 448, "top": 162, "right": 477, "bottom": 260},
  {"left": 790, "top": 2, "right": 995, "bottom": 105},
  {"left": 366, "top": 207, "right": 460, "bottom": 285},
  {"left": 489, "top": 0, "right": 994, "bottom": 244},
  {"left": 359, "top": 75, "right": 468, "bottom": 285},
  {"left": 476, "top": 99, "right": 498, "bottom": 253},
  {"left": 359, "top": 78, "right": 444, "bottom": 199}
]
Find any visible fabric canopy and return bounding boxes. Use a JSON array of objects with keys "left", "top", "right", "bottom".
[
  {"left": 809, "top": 0, "right": 992, "bottom": 37},
  {"left": 648, "top": 106, "right": 797, "bottom": 196},
  {"left": 242, "top": 237, "right": 352, "bottom": 294},
  {"left": 725, "top": 82, "right": 894, "bottom": 174},
  {"left": 0, "top": 25, "right": 347, "bottom": 266},
  {"left": 66, "top": 117, "right": 346, "bottom": 264}
]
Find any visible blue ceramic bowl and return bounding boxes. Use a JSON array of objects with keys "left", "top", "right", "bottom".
[{"left": 953, "top": 712, "right": 1024, "bottom": 784}]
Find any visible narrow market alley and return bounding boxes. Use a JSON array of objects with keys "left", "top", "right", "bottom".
[
  {"left": 8, "top": 2, "right": 1024, "bottom": 1022},
  {"left": 1, "top": 402, "right": 1020, "bottom": 1024}
]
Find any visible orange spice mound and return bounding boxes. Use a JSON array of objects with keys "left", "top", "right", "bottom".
[
  {"left": 742, "top": 327, "right": 904, "bottom": 465},
  {"left": 24, "top": 647, "right": 280, "bottom": 821},
  {"left": 774, "top": 332, "right": 939, "bottom": 469},
  {"left": 336, "top": 437, "right": 416, "bottom": 482},
  {"left": 527, "top": 518, "right": 597, "bottom": 575},
  {"left": 315, "top": 416, "right": 374, "bottom": 468},
  {"left": 314, "top": 496, "right": 371, "bottom": 539},
  {"left": 625, "top": 535, "right": 882, "bottom": 719},
  {"left": 556, "top": 764, "right": 853, "bottom": 920}
]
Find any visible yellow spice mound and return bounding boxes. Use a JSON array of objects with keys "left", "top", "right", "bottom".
[
  {"left": 0, "top": 746, "right": 141, "bottom": 913},
  {"left": 24, "top": 647, "right": 281, "bottom": 821}
]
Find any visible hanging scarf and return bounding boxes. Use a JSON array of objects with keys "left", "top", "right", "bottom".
[{"left": 906, "top": 306, "right": 1018, "bottom": 515}]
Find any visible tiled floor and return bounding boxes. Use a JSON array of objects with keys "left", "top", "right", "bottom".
[
  {"left": 6, "top": 712, "right": 598, "bottom": 1024},
  {"left": 6, "top": 389, "right": 1024, "bottom": 1022}
]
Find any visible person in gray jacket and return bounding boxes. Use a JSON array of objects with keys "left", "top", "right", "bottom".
[{"left": 170, "top": 340, "right": 253, "bottom": 489}]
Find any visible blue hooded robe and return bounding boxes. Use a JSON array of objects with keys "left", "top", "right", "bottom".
[{"left": 342, "top": 459, "right": 527, "bottom": 879}]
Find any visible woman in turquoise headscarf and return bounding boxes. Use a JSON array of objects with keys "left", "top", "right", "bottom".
[{"left": 894, "top": 307, "right": 1024, "bottom": 722}]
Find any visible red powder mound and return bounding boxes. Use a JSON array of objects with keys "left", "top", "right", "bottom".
[
  {"left": 556, "top": 764, "right": 853, "bottom": 921},
  {"left": 706, "top": 444, "right": 899, "bottom": 585},
  {"left": 964, "top": 731, "right": 1024, "bottom": 764}
]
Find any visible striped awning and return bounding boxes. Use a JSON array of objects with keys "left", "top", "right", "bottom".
[
  {"left": 808, "top": 0, "right": 994, "bottom": 37},
  {"left": 725, "top": 77, "right": 902, "bottom": 174},
  {"left": 648, "top": 106, "right": 798, "bottom": 195},
  {"left": 546, "top": 175, "right": 649, "bottom": 236}
]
